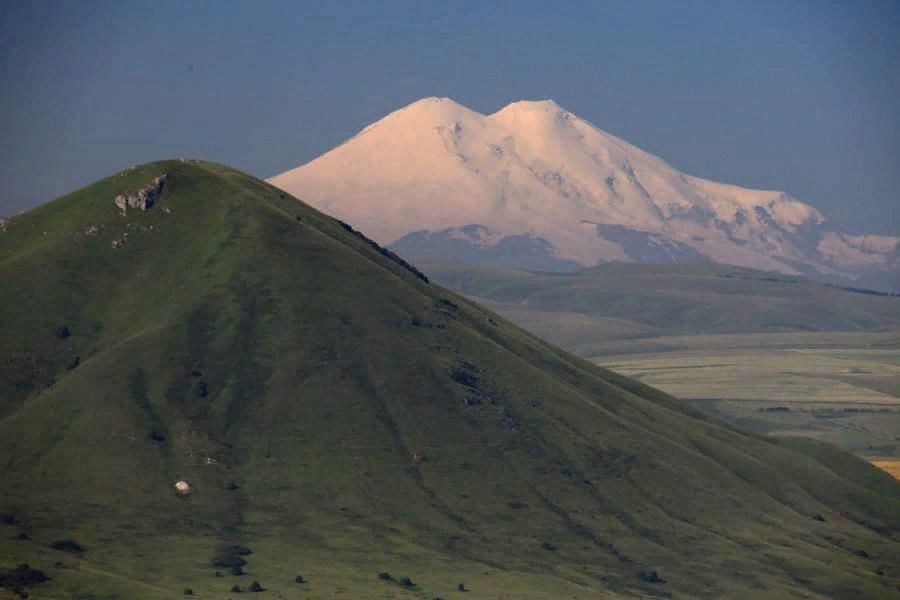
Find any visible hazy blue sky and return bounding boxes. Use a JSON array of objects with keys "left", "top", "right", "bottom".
[{"left": 1, "top": 0, "right": 897, "bottom": 234}]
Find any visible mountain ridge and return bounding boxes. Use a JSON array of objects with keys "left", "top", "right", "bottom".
[{"left": 270, "top": 97, "right": 899, "bottom": 291}]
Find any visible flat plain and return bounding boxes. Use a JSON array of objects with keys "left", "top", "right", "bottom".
[{"left": 593, "top": 334, "right": 900, "bottom": 465}]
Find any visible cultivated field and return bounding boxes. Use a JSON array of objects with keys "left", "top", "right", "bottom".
[{"left": 594, "top": 334, "right": 900, "bottom": 463}]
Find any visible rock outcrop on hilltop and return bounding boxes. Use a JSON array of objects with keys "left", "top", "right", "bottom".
[{"left": 114, "top": 174, "right": 167, "bottom": 215}]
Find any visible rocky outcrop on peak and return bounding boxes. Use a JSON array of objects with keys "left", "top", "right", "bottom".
[{"left": 114, "top": 174, "right": 167, "bottom": 215}]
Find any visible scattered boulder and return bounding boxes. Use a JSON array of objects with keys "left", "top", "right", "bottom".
[
  {"left": 114, "top": 174, "right": 167, "bottom": 215},
  {"left": 174, "top": 481, "right": 191, "bottom": 496},
  {"left": 111, "top": 233, "right": 129, "bottom": 249}
]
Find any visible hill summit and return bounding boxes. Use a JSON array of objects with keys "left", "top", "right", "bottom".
[
  {"left": 270, "top": 97, "right": 899, "bottom": 291},
  {"left": 1, "top": 160, "right": 899, "bottom": 598}
]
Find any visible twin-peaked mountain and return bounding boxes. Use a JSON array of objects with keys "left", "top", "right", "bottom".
[{"left": 270, "top": 97, "right": 899, "bottom": 291}]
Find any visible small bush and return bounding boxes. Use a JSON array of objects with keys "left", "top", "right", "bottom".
[
  {"left": 399, "top": 576, "right": 415, "bottom": 587},
  {"left": 50, "top": 539, "right": 84, "bottom": 553},
  {"left": 212, "top": 544, "right": 250, "bottom": 569},
  {"left": 55, "top": 325, "right": 71, "bottom": 339},
  {"left": 230, "top": 584, "right": 242, "bottom": 592},
  {"left": 230, "top": 566, "right": 244, "bottom": 576},
  {"left": 638, "top": 570, "right": 665, "bottom": 583},
  {"left": 377, "top": 572, "right": 392, "bottom": 580},
  {"left": 183, "top": 589, "right": 193, "bottom": 596},
  {"left": 541, "top": 542, "right": 556, "bottom": 551},
  {"left": 0, "top": 564, "right": 49, "bottom": 588},
  {"left": 249, "top": 580, "right": 263, "bottom": 592},
  {"left": 294, "top": 575, "right": 304, "bottom": 583},
  {"left": 65, "top": 356, "right": 80, "bottom": 371},
  {"left": 214, "top": 571, "right": 223, "bottom": 577},
  {"left": 13, "top": 532, "right": 29, "bottom": 540},
  {"left": 458, "top": 582, "right": 467, "bottom": 591}
]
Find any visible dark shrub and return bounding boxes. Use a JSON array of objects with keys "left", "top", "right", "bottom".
[
  {"left": 249, "top": 580, "right": 263, "bottom": 592},
  {"left": 212, "top": 544, "right": 250, "bottom": 569},
  {"left": 230, "top": 584, "right": 242, "bottom": 592},
  {"left": 50, "top": 539, "right": 84, "bottom": 553},
  {"left": 541, "top": 542, "right": 556, "bottom": 551},
  {"left": 507, "top": 501, "right": 528, "bottom": 510},
  {"left": 855, "top": 549, "right": 870, "bottom": 558},
  {"left": 13, "top": 532, "right": 29, "bottom": 540},
  {"left": 150, "top": 431, "right": 166, "bottom": 442},
  {"left": 65, "top": 356, "right": 80, "bottom": 371},
  {"left": 813, "top": 514, "right": 825, "bottom": 522},
  {"left": 193, "top": 381, "right": 208, "bottom": 398},
  {"left": 377, "top": 572, "right": 392, "bottom": 581},
  {"left": 399, "top": 576, "right": 415, "bottom": 587},
  {"left": 214, "top": 571, "right": 223, "bottom": 577},
  {"left": 183, "top": 589, "right": 193, "bottom": 595},
  {"left": 229, "top": 566, "right": 244, "bottom": 576},
  {"left": 638, "top": 570, "right": 665, "bottom": 583},
  {"left": 0, "top": 564, "right": 49, "bottom": 587},
  {"left": 0, "top": 513, "right": 17, "bottom": 525},
  {"left": 294, "top": 575, "right": 304, "bottom": 583},
  {"left": 55, "top": 325, "right": 71, "bottom": 339},
  {"left": 458, "top": 582, "right": 467, "bottom": 591},
  {"left": 449, "top": 366, "right": 478, "bottom": 388}
]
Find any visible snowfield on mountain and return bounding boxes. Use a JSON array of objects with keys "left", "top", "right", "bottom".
[{"left": 270, "top": 97, "right": 899, "bottom": 290}]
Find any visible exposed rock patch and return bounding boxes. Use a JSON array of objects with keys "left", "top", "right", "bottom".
[
  {"left": 114, "top": 174, "right": 167, "bottom": 215},
  {"left": 111, "top": 233, "right": 129, "bottom": 249}
]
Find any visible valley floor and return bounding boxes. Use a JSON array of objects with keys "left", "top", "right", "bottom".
[{"left": 591, "top": 332, "right": 900, "bottom": 470}]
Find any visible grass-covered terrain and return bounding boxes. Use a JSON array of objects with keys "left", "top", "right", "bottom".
[
  {"left": 2, "top": 161, "right": 900, "bottom": 598},
  {"left": 424, "top": 262, "right": 900, "bottom": 468}
]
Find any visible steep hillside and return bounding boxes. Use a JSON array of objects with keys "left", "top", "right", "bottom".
[
  {"left": 270, "top": 97, "right": 899, "bottom": 291},
  {"left": 1, "top": 161, "right": 900, "bottom": 598}
]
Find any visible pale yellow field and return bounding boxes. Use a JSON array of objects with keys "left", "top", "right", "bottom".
[{"left": 872, "top": 460, "right": 900, "bottom": 480}]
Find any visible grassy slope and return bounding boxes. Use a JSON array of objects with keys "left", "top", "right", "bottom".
[
  {"left": 421, "top": 260, "right": 900, "bottom": 339},
  {"left": 0, "top": 161, "right": 899, "bottom": 598}
]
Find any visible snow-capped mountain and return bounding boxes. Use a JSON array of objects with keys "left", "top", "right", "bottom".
[{"left": 270, "top": 97, "right": 899, "bottom": 290}]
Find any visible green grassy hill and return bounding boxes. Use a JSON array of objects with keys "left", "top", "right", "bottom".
[
  {"left": 2, "top": 161, "right": 900, "bottom": 598},
  {"left": 422, "top": 261, "right": 900, "bottom": 348}
]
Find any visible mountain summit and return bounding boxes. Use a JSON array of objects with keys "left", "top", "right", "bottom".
[{"left": 270, "top": 97, "right": 899, "bottom": 290}]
